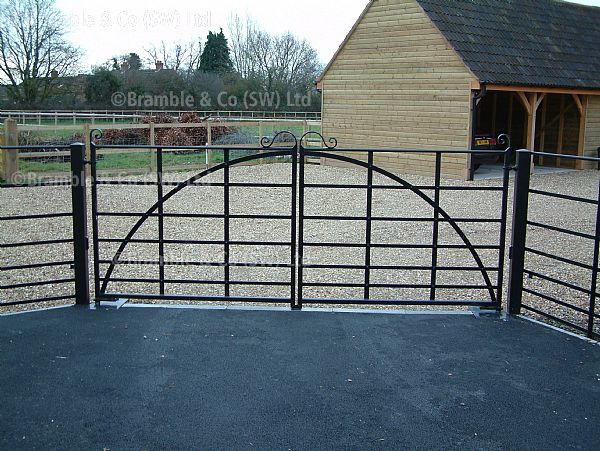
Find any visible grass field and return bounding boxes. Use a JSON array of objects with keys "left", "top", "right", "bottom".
[
  {"left": 3, "top": 118, "right": 320, "bottom": 179},
  {"left": 19, "top": 148, "right": 293, "bottom": 175},
  {"left": 11, "top": 122, "right": 320, "bottom": 145}
]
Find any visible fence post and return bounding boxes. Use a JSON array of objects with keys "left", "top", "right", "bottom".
[
  {"left": 507, "top": 150, "right": 532, "bottom": 314},
  {"left": 83, "top": 124, "right": 92, "bottom": 177},
  {"left": 2, "top": 119, "right": 19, "bottom": 182},
  {"left": 206, "top": 122, "right": 212, "bottom": 168},
  {"left": 302, "top": 120, "right": 308, "bottom": 147},
  {"left": 149, "top": 123, "right": 156, "bottom": 173},
  {"left": 70, "top": 142, "right": 90, "bottom": 305}
]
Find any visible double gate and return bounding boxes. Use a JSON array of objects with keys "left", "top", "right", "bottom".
[
  {"left": 87, "top": 131, "right": 511, "bottom": 310},
  {"left": 3, "top": 131, "right": 599, "bottom": 338}
]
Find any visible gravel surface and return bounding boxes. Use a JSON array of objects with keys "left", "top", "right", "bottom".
[{"left": 1, "top": 162, "right": 598, "bottom": 336}]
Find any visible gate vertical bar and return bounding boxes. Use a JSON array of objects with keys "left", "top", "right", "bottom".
[
  {"left": 224, "top": 148, "right": 230, "bottom": 298},
  {"left": 496, "top": 146, "right": 513, "bottom": 308},
  {"left": 157, "top": 147, "right": 165, "bottom": 296},
  {"left": 430, "top": 152, "right": 442, "bottom": 300},
  {"left": 507, "top": 150, "right": 532, "bottom": 314},
  {"left": 291, "top": 143, "right": 298, "bottom": 309},
  {"left": 587, "top": 181, "right": 600, "bottom": 338},
  {"left": 90, "top": 141, "right": 101, "bottom": 300},
  {"left": 364, "top": 152, "right": 374, "bottom": 300},
  {"left": 297, "top": 144, "right": 305, "bottom": 309},
  {"left": 70, "top": 142, "right": 90, "bottom": 305}
]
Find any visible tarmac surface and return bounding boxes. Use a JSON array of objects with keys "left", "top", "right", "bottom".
[{"left": 1, "top": 305, "right": 600, "bottom": 450}]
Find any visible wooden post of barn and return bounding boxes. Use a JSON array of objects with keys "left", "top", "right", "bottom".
[
  {"left": 573, "top": 94, "right": 588, "bottom": 170},
  {"left": 2, "top": 119, "right": 19, "bottom": 182},
  {"left": 539, "top": 97, "right": 547, "bottom": 166},
  {"left": 557, "top": 95, "right": 566, "bottom": 168},
  {"left": 517, "top": 92, "right": 545, "bottom": 173}
]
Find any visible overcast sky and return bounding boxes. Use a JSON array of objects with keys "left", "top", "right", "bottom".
[{"left": 54, "top": 0, "right": 600, "bottom": 71}]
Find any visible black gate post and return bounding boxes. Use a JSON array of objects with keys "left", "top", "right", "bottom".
[
  {"left": 507, "top": 150, "right": 532, "bottom": 314},
  {"left": 70, "top": 142, "right": 90, "bottom": 305}
]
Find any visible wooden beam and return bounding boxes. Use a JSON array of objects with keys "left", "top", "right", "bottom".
[
  {"left": 572, "top": 94, "right": 584, "bottom": 116},
  {"left": 486, "top": 84, "right": 600, "bottom": 96},
  {"left": 535, "top": 93, "right": 546, "bottom": 110},
  {"left": 576, "top": 95, "right": 588, "bottom": 170},
  {"left": 557, "top": 95, "right": 566, "bottom": 167},
  {"left": 516, "top": 92, "right": 532, "bottom": 116},
  {"left": 525, "top": 93, "right": 538, "bottom": 150},
  {"left": 539, "top": 96, "right": 548, "bottom": 166}
]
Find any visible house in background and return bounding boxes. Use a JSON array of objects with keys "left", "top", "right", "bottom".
[{"left": 317, "top": 0, "right": 600, "bottom": 179}]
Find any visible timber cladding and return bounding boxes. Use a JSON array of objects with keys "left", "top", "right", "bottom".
[
  {"left": 320, "top": 0, "right": 472, "bottom": 179},
  {"left": 584, "top": 96, "right": 600, "bottom": 169}
]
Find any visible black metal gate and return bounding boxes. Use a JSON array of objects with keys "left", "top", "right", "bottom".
[
  {"left": 0, "top": 144, "right": 86, "bottom": 309},
  {"left": 88, "top": 131, "right": 512, "bottom": 310}
]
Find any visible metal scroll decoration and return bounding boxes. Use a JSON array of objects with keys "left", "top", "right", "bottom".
[
  {"left": 300, "top": 131, "right": 338, "bottom": 149},
  {"left": 497, "top": 133, "right": 511, "bottom": 149},
  {"left": 260, "top": 131, "right": 298, "bottom": 149},
  {"left": 90, "top": 128, "right": 103, "bottom": 143},
  {"left": 259, "top": 131, "right": 339, "bottom": 150}
]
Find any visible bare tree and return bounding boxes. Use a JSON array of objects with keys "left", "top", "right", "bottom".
[
  {"left": 0, "top": 0, "right": 81, "bottom": 106},
  {"left": 227, "top": 13, "right": 321, "bottom": 91},
  {"left": 145, "top": 40, "right": 202, "bottom": 73},
  {"left": 228, "top": 14, "right": 258, "bottom": 79}
]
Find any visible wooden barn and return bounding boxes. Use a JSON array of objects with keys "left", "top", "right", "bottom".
[{"left": 317, "top": 0, "right": 600, "bottom": 179}]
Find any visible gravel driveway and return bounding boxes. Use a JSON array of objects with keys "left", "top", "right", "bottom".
[{"left": 1, "top": 161, "right": 598, "bottom": 336}]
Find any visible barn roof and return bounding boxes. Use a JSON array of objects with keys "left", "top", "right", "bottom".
[
  {"left": 318, "top": 0, "right": 600, "bottom": 90},
  {"left": 417, "top": 0, "right": 600, "bottom": 90}
]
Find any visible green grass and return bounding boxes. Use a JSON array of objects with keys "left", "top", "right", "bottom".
[
  {"left": 19, "top": 150, "right": 266, "bottom": 174},
  {"left": 235, "top": 124, "right": 321, "bottom": 137},
  {"left": 20, "top": 159, "right": 71, "bottom": 173}
]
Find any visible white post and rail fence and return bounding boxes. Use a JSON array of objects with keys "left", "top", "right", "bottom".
[{"left": 0, "top": 118, "right": 322, "bottom": 181}]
